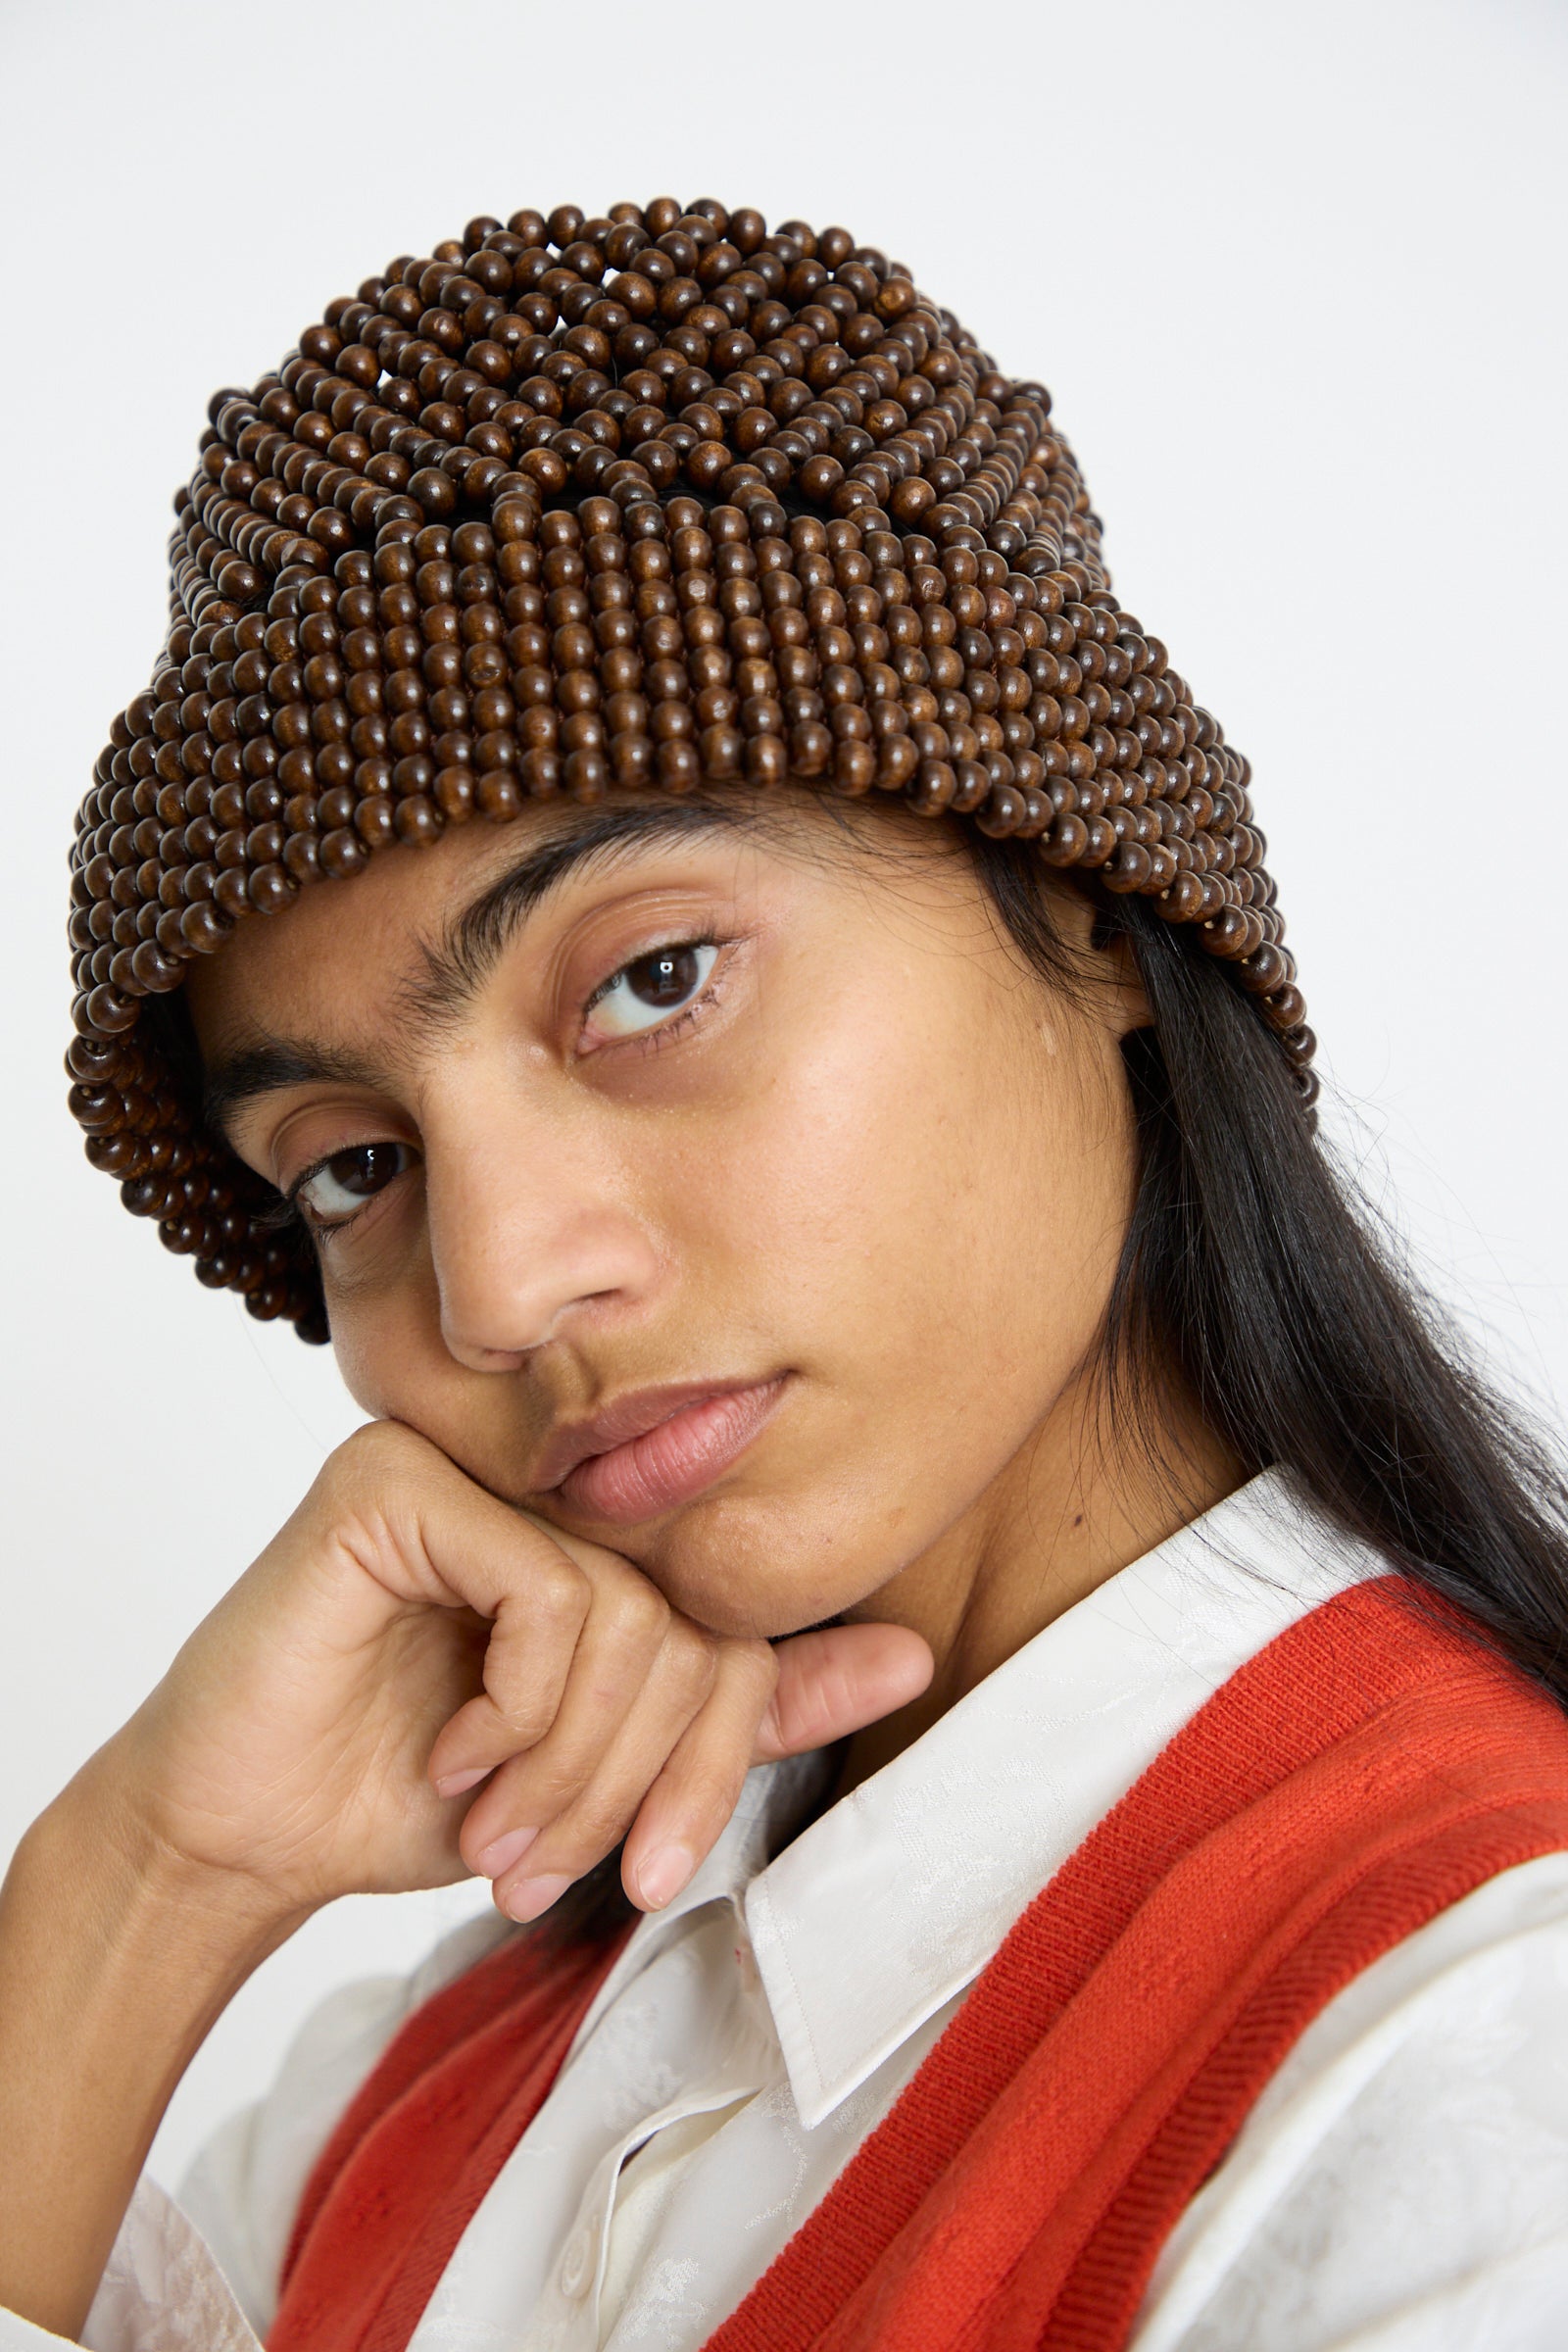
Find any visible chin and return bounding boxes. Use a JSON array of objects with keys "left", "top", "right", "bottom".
[{"left": 589, "top": 1484, "right": 903, "bottom": 1643}]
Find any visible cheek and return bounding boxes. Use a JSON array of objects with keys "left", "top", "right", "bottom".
[
  {"left": 697, "top": 953, "right": 1119, "bottom": 1383},
  {"left": 629, "top": 977, "right": 1135, "bottom": 1634},
  {"left": 324, "top": 1263, "right": 449, "bottom": 1429}
]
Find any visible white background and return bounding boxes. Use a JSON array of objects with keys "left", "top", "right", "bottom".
[{"left": 1, "top": 0, "right": 1563, "bottom": 2193}]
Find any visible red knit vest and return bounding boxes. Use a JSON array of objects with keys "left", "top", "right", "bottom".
[{"left": 269, "top": 1576, "right": 1568, "bottom": 2352}]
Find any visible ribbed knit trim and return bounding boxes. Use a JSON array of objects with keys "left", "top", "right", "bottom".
[
  {"left": 270, "top": 1926, "right": 629, "bottom": 2351},
  {"left": 265, "top": 1578, "right": 1568, "bottom": 2352},
  {"left": 704, "top": 1582, "right": 1568, "bottom": 2352}
]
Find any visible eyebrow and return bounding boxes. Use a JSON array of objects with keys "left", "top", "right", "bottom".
[
  {"left": 200, "top": 1041, "right": 394, "bottom": 1137},
  {"left": 200, "top": 799, "right": 757, "bottom": 1135},
  {"left": 403, "top": 798, "right": 754, "bottom": 1028}
]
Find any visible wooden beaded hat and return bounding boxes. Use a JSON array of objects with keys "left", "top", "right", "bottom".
[{"left": 66, "top": 197, "right": 1314, "bottom": 1345}]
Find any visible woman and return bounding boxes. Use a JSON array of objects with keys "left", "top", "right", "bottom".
[{"left": 5, "top": 196, "right": 1568, "bottom": 2351}]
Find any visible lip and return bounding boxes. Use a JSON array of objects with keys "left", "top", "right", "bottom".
[{"left": 537, "top": 1375, "right": 790, "bottom": 1525}]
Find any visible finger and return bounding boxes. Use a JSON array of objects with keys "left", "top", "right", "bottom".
[
  {"left": 618, "top": 1639, "right": 782, "bottom": 1912},
  {"left": 754, "top": 1623, "right": 934, "bottom": 1763},
  {"left": 454, "top": 1576, "right": 707, "bottom": 1869},
  {"left": 430, "top": 1531, "right": 673, "bottom": 1799},
  {"left": 618, "top": 1626, "right": 933, "bottom": 1913},
  {"left": 424, "top": 1549, "right": 594, "bottom": 1795},
  {"left": 313, "top": 1430, "right": 602, "bottom": 1789},
  {"left": 483, "top": 1619, "right": 726, "bottom": 1919}
]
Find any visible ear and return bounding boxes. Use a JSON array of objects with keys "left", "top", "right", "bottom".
[{"left": 1049, "top": 880, "right": 1154, "bottom": 1042}]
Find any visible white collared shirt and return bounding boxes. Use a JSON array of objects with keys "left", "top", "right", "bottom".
[{"left": 13, "top": 1467, "right": 1568, "bottom": 2351}]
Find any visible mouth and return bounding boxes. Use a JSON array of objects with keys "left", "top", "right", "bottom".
[{"left": 539, "top": 1375, "right": 792, "bottom": 1525}]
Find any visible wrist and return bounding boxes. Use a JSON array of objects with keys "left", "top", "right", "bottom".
[
  {"left": 0, "top": 1768, "right": 305, "bottom": 2338},
  {"left": 24, "top": 1751, "right": 311, "bottom": 1975}
]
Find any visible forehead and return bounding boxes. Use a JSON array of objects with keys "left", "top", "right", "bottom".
[
  {"left": 183, "top": 796, "right": 758, "bottom": 1035},
  {"left": 181, "top": 787, "right": 980, "bottom": 1062}
]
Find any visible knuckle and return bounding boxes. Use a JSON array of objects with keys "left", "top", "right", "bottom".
[
  {"left": 519, "top": 1734, "right": 600, "bottom": 1810},
  {"left": 547, "top": 1793, "right": 631, "bottom": 1875},
  {"left": 678, "top": 1754, "right": 749, "bottom": 1827},
  {"left": 312, "top": 1421, "right": 434, "bottom": 1553},
  {"left": 489, "top": 1687, "right": 555, "bottom": 1747},
  {"left": 730, "top": 1636, "right": 780, "bottom": 1699},
  {"left": 328, "top": 1418, "right": 417, "bottom": 1488},
  {"left": 514, "top": 1759, "right": 582, "bottom": 1806},
  {"left": 607, "top": 1575, "right": 671, "bottom": 1651},
  {"left": 661, "top": 1620, "right": 719, "bottom": 1702},
  {"left": 536, "top": 1558, "right": 590, "bottom": 1628}
]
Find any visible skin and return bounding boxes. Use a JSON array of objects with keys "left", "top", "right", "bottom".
[{"left": 0, "top": 785, "right": 1241, "bottom": 2336}]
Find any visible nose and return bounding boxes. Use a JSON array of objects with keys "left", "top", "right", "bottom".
[{"left": 423, "top": 1092, "right": 663, "bottom": 1371}]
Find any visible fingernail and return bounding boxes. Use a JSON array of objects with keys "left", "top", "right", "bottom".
[
  {"left": 501, "top": 1872, "right": 572, "bottom": 1924},
  {"left": 434, "top": 1766, "right": 490, "bottom": 1799},
  {"left": 476, "top": 1826, "right": 539, "bottom": 1878},
  {"left": 635, "top": 1840, "right": 696, "bottom": 1910}
]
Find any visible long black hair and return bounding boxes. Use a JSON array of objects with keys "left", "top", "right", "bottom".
[
  {"left": 543, "top": 810, "right": 1568, "bottom": 1947},
  {"left": 974, "top": 832, "right": 1568, "bottom": 1697}
]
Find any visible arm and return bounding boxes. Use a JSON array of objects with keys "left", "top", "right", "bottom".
[
  {"left": 0, "top": 1776, "right": 300, "bottom": 2342},
  {"left": 0, "top": 1422, "right": 931, "bottom": 2344}
]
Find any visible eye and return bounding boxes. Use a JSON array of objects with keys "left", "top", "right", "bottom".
[
  {"left": 293, "top": 1140, "right": 417, "bottom": 1229},
  {"left": 586, "top": 940, "right": 720, "bottom": 1042}
]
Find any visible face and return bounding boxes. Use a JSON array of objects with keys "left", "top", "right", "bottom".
[{"left": 186, "top": 790, "right": 1146, "bottom": 1642}]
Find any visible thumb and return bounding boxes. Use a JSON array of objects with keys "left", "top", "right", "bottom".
[{"left": 753, "top": 1623, "right": 934, "bottom": 1763}]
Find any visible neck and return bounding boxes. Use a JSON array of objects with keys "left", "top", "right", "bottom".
[{"left": 836, "top": 1357, "right": 1248, "bottom": 1793}]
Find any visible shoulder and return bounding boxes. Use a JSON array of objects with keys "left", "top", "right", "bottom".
[{"left": 1139, "top": 1851, "right": 1568, "bottom": 2350}]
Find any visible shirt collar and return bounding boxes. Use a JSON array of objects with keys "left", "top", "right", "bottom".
[
  {"left": 568, "top": 1745, "right": 833, "bottom": 2055},
  {"left": 744, "top": 1466, "right": 1384, "bottom": 2129}
]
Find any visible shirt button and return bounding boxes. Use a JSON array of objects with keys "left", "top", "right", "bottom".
[{"left": 559, "top": 2223, "right": 594, "bottom": 2300}]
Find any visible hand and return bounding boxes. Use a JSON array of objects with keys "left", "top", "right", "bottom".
[{"left": 95, "top": 1420, "right": 932, "bottom": 1929}]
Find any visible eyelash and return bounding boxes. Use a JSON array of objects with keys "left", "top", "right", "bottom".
[
  {"left": 578, "top": 930, "right": 732, "bottom": 1054},
  {"left": 268, "top": 931, "right": 734, "bottom": 1245},
  {"left": 255, "top": 1184, "right": 317, "bottom": 1238}
]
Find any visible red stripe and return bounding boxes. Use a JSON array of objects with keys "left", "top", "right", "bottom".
[
  {"left": 267, "top": 1578, "right": 1568, "bottom": 2352},
  {"left": 270, "top": 1926, "right": 628, "bottom": 2350}
]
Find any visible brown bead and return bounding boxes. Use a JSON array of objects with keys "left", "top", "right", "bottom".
[
  {"left": 393, "top": 795, "right": 442, "bottom": 844},
  {"left": 247, "top": 863, "right": 298, "bottom": 914},
  {"left": 282, "top": 832, "right": 320, "bottom": 884},
  {"left": 354, "top": 797, "right": 397, "bottom": 849},
  {"left": 833, "top": 739, "right": 877, "bottom": 796},
  {"left": 434, "top": 765, "right": 475, "bottom": 821},
  {"left": 318, "top": 826, "right": 368, "bottom": 878},
  {"left": 1040, "top": 812, "right": 1090, "bottom": 867},
  {"left": 951, "top": 762, "right": 992, "bottom": 816},
  {"left": 477, "top": 770, "right": 524, "bottom": 820},
  {"left": 908, "top": 759, "right": 956, "bottom": 814},
  {"left": 214, "top": 868, "right": 251, "bottom": 920}
]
